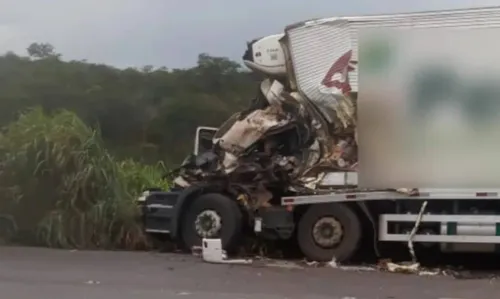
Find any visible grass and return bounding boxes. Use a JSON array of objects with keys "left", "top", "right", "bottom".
[{"left": 0, "top": 107, "right": 169, "bottom": 249}]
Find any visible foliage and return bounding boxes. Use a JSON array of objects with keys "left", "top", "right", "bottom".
[
  {"left": 0, "top": 45, "right": 259, "bottom": 165},
  {"left": 118, "top": 159, "right": 170, "bottom": 195},
  {"left": 0, "top": 108, "right": 165, "bottom": 249},
  {"left": 26, "top": 42, "right": 61, "bottom": 59},
  {"left": 0, "top": 43, "right": 257, "bottom": 249}
]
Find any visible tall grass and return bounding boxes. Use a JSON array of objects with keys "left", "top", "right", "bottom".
[{"left": 0, "top": 108, "right": 169, "bottom": 249}]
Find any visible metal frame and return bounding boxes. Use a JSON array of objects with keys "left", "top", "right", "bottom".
[
  {"left": 281, "top": 189, "right": 500, "bottom": 206},
  {"left": 379, "top": 214, "right": 500, "bottom": 243},
  {"left": 194, "top": 126, "right": 218, "bottom": 155},
  {"left": 283, "top": 190, "right": 500, "bottom": 244}
]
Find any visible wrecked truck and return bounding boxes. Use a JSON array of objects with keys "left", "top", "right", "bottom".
[{"left": 138, "top": 6, "right": 500, "bottom": 262}]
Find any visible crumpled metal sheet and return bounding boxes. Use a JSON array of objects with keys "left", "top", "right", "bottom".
[
  {"left": 217, "top": 104, "right": 292, "bottom": 173},
  {"left": 173, "top": 77, "right": 365, "bottom": 207}
]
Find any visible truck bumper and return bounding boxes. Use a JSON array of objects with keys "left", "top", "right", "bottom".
[{"left": 137, "top": 190, "right": 181, "bottom": 234}]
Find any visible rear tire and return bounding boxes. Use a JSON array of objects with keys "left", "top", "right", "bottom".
[
  {"left": 181, "top": 193, "right": 243, "bottom": 252},
  {"left": 297, "top": 203, "right": 361, "bottom": 262}
]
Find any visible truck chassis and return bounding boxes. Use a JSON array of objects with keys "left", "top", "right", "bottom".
[{"left": 140, "top": 186, "right": 500, "bottom": 262}]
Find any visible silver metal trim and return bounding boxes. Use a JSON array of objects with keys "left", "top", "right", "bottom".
[
  {"left": 145, "top": 228, "right": 170, "bottom": 234},
  {"left": 379, "top": 213, "right": 500, "bottom": 243},
  {"left": 281, "top": 190, "right": 500, "bottom": 206},
  {"left": 147, "top": 204, "right": 173, "bottom": 209}
]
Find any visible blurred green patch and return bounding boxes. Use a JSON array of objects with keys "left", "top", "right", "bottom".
[{"left": 0, "top": 108, "right": 169, "bottom": 249}]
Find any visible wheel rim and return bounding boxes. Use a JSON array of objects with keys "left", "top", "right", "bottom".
[
  {"left": 312, "top": 216, "right": 344, "bottom": 248},
  {"left": 194, "top": 210, "right": 222, "bottom": 238}
]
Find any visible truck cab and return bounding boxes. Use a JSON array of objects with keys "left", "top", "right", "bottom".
[{"left": 138, "top": 125, "right": 295, "bottom": 253}]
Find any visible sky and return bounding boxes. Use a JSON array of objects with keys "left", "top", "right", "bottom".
[{"left": 0, "top": 0, "right": 498, "bottom": 69}]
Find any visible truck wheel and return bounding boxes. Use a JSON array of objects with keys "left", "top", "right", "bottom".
[
  {"left": 297, "top": 203, "right": 361, "bottom": 262},
  {"left": 181, "top": 193, "right": 243, "bottom": 252}
]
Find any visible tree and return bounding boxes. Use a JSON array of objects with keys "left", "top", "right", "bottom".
[
  {"left": 197, "top": 53, "right": 241, "bottom": 74},
  {"left": 26, "top": 42, "right": 60, "bottom": 59},
  {"left": 141, "top": 65, "right": 154, "bottom": 73},
  {"left": 0, "top": 44, "right": 259, "bottom": 164}
]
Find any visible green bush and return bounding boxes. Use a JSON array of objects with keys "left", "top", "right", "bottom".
[
  {"left": 0, "top": 108, "right": 169, "bottom": 249},
  {"left": 118, "top": 159, "right": 170, "bottom": 195}
]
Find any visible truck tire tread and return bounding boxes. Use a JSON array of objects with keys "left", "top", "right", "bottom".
[
  {"left": 297, "top": 203, "right": 361, "bottom": 262},
  {"left": 181, "top": 193, "right": 243, "bottom": 252}
]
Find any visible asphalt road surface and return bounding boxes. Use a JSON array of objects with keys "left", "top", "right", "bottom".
[{"left": 0, "top": 246, "right": 498, "bottom": 299}]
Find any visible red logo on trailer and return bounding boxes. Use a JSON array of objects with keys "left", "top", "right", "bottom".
[{"left": 321, "top": 50, "right": 357, "bottom": 94}]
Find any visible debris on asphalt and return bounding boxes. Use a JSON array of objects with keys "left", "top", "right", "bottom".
[
  {"left": 385, "top": 262, "right": 420, "bottom": 274},
  {"left": 193, "top": 237, "right": 500, "bottom": 280},
  {"left": 418, "top": 270, "right": 440, "bottom": 276},
  {"left": 304, "top": 258, "right": 376, "bottom": 272},
  {"left": 327, "top": 257, "right": 338, "bottom": 268},
  {"left": 376, "top": 259, "right": 440, "bottom": 276},
  {"left": 200, "top": 238, "right": 252, "bottom": 265},
  {"left": 305, "top": 260, "right": 319, "bottom": 267},
  {"left": 326, "top": 258, "right": 376, "bottom": 272}
]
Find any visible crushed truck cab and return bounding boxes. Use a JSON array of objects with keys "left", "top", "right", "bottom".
[{"left": 138, "top": 127, "right": 296, "bottom": 252}]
